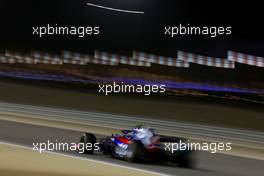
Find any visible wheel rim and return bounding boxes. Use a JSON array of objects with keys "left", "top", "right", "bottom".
[{"left": 126, "top": 148, "right": 133, "bottom": 158}]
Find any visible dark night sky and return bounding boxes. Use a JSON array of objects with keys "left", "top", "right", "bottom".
[{"left": 0, "top": 0, "right": 263, "bottom": 57}]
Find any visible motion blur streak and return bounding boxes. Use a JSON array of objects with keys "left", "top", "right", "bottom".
[
  {"left": 86, "top": 3, "right": 144, "bottom": 14},
  {"left": 0, "top": 71, "right": 263, "bottom": 95}
]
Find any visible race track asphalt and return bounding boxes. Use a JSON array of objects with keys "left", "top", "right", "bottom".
[{"left": 0, "top": 120, "right": 263, "bottom": 176}]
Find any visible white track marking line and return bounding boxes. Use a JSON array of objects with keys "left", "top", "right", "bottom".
[
  {"left": 86, "top": 3, "right": 144, "bottom": 14},
  {"left": 0, "top": 141, "right": 172, "bottom": 176}
]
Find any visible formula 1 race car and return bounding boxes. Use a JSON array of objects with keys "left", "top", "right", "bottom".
[{"left": 79, "top": 127, "right": 194, "bottom": 168}]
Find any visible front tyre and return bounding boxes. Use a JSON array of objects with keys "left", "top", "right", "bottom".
[
  {"left": 79, "top": 133, "right": 96, "bottom": 154},
  {"left": 124, "top": 142, "right": 143, "bottom": 162}
]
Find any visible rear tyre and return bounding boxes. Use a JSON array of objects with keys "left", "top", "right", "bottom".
[
  {"left": 178, "top": 151, "right": 193, "bottom": 168},
  {"left": 79, "top": 133, "right": 96, "bottom": 154}
]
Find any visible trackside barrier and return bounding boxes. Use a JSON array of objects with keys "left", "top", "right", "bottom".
[
  {"left": 31, "top": 51, "right": 62, "bottom": 65},
  {"left": 5, "top": 50, "right": 35, "bottom": 64},
  {"left": 0, "top": 50, "right": 263, "bottom": 69},
  {"left": 228, "top": 51, "right": 264, "bottom": 67},
  {"left": 62, "top": 50, "right": 91, "bottom": 65},
  {"left": 94, "top": 51, "right": 150, "bottom": 67},
  {"left": 133, "top": 51, "right": 189, "bottom": 68},
  {"left": 177, "top": 51, "right": 235, "bottom": 69}
]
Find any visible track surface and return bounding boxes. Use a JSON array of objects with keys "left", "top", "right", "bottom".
[
  {"left": 0, "top": 120, "right": 263, "bottom": 176},
  {"left": 0, "top": 101, "right": 263, "bottom": 147}
]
